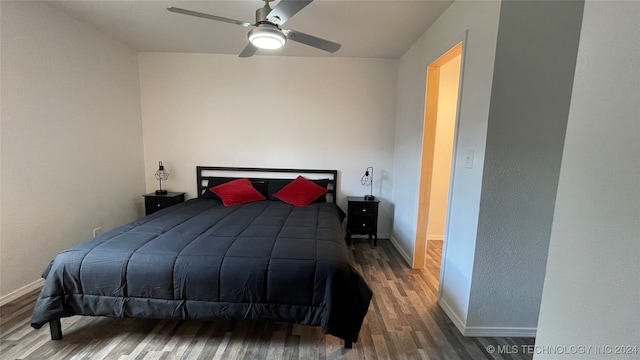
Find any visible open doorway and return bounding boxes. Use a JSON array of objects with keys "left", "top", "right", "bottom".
[{"left": 413, "top": 43, "right": 462, "bottom": 280}]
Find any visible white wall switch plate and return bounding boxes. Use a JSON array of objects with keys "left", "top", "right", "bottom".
[{"left": 463, "top": 148, "right": 474, "bottom": 169}]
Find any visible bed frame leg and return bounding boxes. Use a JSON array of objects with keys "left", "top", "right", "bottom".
[
  {"left": 49, "top": 319, "right": 62, "bottom": 340},
  {"left": 344, "top": 340, "right": 353, "bottom": 349}
]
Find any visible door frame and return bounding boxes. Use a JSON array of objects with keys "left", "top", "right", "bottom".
[{"left": 412, "top": 33, "right": 467, "bottom": 275}]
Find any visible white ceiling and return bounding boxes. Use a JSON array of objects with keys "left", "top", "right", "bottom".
[{"left": 47, "top": 0, "right": 454, "bottom": 59}]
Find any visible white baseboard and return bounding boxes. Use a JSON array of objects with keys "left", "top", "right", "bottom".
[
  {"left": 438, "top": 297, "right": 536, "bottom": 337},
  {"left": 0, "top": 279, "right": 44, "bottom": 307},
  {"left": 388, "top": 236, "right": 412, "bottom": 266},
  {"left": 464, "top": 326, "right": 537, "bottom": 337},
  {"left": 438, "top": 297, "right": 467, "bottom": 335}
]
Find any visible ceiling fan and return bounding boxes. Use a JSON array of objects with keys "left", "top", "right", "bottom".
[{"left": 167, "top": 0, "right": 341, "bottom": 57}]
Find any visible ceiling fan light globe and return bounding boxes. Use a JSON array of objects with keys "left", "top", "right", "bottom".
[{"left": 248, "top": 26, "right": 286, "bottom": 50}]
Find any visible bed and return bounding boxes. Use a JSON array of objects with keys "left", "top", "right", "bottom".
[{"left": 30, "top": 166, "right": 373, "bottom": 348}]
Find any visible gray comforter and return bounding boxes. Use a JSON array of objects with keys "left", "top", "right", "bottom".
[{"left": 31, "top": 199, "right": 372, "bottom": 343}]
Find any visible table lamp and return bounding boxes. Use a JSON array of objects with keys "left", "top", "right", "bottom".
[
  {"left": 155, "top": 161, "right": 169, "bottom": 195},
  {"left": 361, "top": 166, "right": 375, "bottom": 200}
]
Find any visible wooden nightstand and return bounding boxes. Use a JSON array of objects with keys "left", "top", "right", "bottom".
[
  {"left": 143, "top": 192, "right": 185, "bottom": 216},
  {"left": 346, "top": 196, "right": 380, "bottom": 246}
]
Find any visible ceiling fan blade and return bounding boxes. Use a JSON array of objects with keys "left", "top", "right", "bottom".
[
  {"left": 283, "top": 29, "right": 341, "bottom": 53},
  {"left": 267, "top": 0, "right": 313, "bottom": 25},
  {"left": 239, "top": 43, "right": 258, "bottom": 58},
  {"left": 167, "top": 7, "right": 252, "bottom": 27}
]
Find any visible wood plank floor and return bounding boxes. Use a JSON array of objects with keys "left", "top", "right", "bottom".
[{"left": 0, "top": 239, "right": 534, "bottom": 360}]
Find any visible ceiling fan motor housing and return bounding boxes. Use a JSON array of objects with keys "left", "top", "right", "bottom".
[{"left": 248, "top": 2, "right": 286, "bottom": 49}]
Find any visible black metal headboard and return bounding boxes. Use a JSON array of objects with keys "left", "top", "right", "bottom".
[{"left": 196, "top": 166, "right": 338, "bottom": 203}]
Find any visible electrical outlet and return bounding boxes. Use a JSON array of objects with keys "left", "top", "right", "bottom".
[{"left": 93, "top": 227, "right": 103, "bottom": 237}]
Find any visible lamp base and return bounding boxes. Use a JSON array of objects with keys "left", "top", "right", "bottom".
[
  {"left": 364, "top": 195, "right": 375, "bottom": 201},
  {"left": 155, "top": 189, "right": 168, "bottom": 195}
]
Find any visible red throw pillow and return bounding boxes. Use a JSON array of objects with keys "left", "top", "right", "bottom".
[
  {"left": 210, "top": 178, "right": 265, "bottom": 206},
  {"left": 274, "top": 176, "right": 329, "bottom": 206}
]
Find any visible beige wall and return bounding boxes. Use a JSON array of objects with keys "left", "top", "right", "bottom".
[
  {"left": 427, "top": 54, "right": 460, "bottom": 241},
  {"left": 0, "top": 1, "right": 145, "bottom": 298},
  {"left": 138, "top": 53, "right": 398, "bottom": 236}
]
